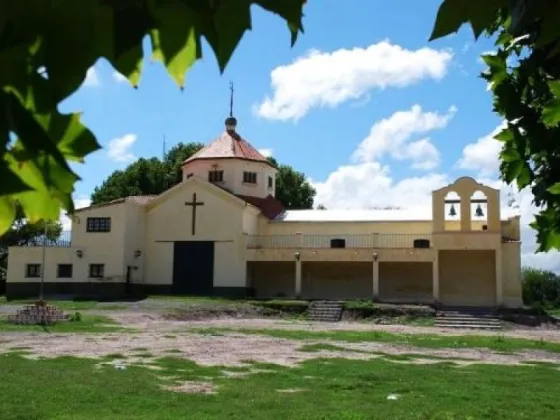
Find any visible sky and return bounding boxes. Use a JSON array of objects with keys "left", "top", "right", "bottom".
[{"left": 59, "top": 0, "right": 560, "bottom": 272}]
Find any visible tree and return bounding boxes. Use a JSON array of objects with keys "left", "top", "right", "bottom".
[
  {"left": 0, "top": 206, "right": 61, "bottom": 284},
  {"left": 521, "top": 266, "right": 560, "bottom": 308},
  {"left": 267, "top": 157, "right": 315, "bottom": 209},
  {"left": 91, "top": 145, "right": 316, "bottom": 210},
  {"left": 430, "top": 0, "right": 560, "bottom": 251},
  {"left": 0, "top": 0, "right": 306, "bottom": 235}
]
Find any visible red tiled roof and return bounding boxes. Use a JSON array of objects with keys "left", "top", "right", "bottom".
[
  {"left": 236, "top": 194, "right": 285, "bottom": 220},
  {"left": 183, "top": 130, "right": 273, "bottom": 167},
  {"left": 75, "top": 195, "right": 157, "bottom": 212}
]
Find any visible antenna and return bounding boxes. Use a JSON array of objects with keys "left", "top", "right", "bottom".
[{"left": 229, "top": 81, "right": 234, "bottom": 117}]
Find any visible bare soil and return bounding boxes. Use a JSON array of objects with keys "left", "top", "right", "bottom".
[{"left": 2, "top": 310, "right": 560, "bottom": 368}]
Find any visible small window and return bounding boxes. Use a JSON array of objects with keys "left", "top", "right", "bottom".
[
  {"left": 243, "top": 171, "right": 257, "bottom": 184},
  {"left": 86, "top": 217, "right": 111, "bottom": 232},
  {"left": 25, "top": 264, "right": 41, "bottom": 278},
  {"left": 186, "top": 173, "right": 194, "bottom": 179},
  {"left": 89, "top": 264, "right": 104, "bottom": 278},
  {"left": 268, "top": 176, "right": 273, "bottom": 188},
  {"left": 57, "top": 264, "right": 73, "bottom": 278},
  {"left": 208, "top": 170, "right": 224, "bottom": 183}
]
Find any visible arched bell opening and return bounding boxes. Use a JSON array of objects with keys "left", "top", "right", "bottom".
[
  {"left": 471, "top": 190, "right": 488, "bottom": 230},
  {"left": 444, "top": 191, "right": 461, "bottom": 231}
]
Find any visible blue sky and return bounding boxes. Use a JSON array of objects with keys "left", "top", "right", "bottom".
[{"left": 59, "top": 0, "right": 559, "bottom": 271}]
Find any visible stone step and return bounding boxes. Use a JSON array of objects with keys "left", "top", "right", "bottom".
[
  {"left": 438, "top": 315, "right": 501, "bottom": 322},
  {"left": 435, "top": 322, "right": 502, "bottom": 330},
  {"left": 308, "top": 301, "right": 343, "bottom": 323},
  {"left": 435, "top": 319, "right": 501, "bottom": 326}
]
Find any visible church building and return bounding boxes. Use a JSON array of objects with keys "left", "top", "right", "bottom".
[{"left": 6, "top": 114, "right": 524, "bottom": 307}]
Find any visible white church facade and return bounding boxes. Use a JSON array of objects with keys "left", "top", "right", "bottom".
[{"left": 6, "top": 116, "right": 524, "bottom": 307}]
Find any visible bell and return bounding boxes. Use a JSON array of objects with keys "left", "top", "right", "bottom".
[
  {"left": 475, "top": 204, "right": 484, "bottom": 217},
  {"left": 448, "top": 204, "right": 457, "bottom": 217}
]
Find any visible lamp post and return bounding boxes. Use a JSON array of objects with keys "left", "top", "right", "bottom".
[{"left": 40, "top": 223, "right": 47, "bottom": 301}]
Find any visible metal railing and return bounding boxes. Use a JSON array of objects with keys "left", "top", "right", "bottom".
[
  {"left": 246, "top": 233, "right": 432, "bottom": 249},
  {"left": 1, "top": 231, "right": 72, "bottom": 248}
]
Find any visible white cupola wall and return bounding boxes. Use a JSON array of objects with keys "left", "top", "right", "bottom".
[{"left": 181, "top": 117, "right": 277, "bottom": 199}]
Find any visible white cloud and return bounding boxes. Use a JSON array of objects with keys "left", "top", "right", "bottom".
[
  {"left": 455, "top": 123, "right": 505, "bottom": 176},
  {"left": 352, "top": 105, "right": 456, "bottom": 170},
  {"left": 312, "top": 110, "right": 560, "bottom": 273},
  {"left": 258, "top": 148, "right": 274, "bottom": 158},
  {"left": 113, "top": 71, "right": 128, "bottom": 83},
  {"left": 107, "top": 134, "right": 137, "bottom": 163},
  {"left": 83, "top": 67, "right": 100, "bottom": 87},
  {"left": 255, "top": 41, "right": 454, "bottom": 121}
]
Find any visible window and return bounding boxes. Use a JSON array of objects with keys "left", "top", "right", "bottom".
[
  {"left": 89, "top": 264, "right": 105, "bottom": 278},
  {"left": 268, "top": 176, "right": 273, "bottom": 188},
  {"left": 25, "top": 264, "right": 41, "bottom": 278},
  {"left": 86, "top": 217, "right": 111, "bottom": 232},
  {"left": 208, "top": 170, "right": 224, "bottom": 183},
  {"left": 57, "top": 264, "right": 73, "bottom": 278},
  {"left": 243, "top": 171, "right": 257, "bottom": 184},
  {"left": 186, "top": 173, "right": 194, "bottom": 179}
]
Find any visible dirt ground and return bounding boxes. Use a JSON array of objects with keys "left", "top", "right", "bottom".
[{"left": 2, "top": 310, "right": 560, "bottom": 368}]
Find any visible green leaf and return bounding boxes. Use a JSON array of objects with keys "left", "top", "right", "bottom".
[
  {"left": 468, "top": 0, "right": 507, "bottom": 38},
  {"left": 0, "top": 163, "right": 32, "bottom": 195},
  {"left": 516, "top": 161, "right": 532, "bottom": 189},
  {"left": 429, "top": 0, "right": 469, "bottom": 41},
  {"left": 542, "top": 98, "right": 560, "bottom": 127},
  {"left": 256, "top": 0, "right": 305, "bottom": 46},
  {"left": 548, "top": 81, "right": 560, "bottom": 98},
  {"left": 150, "top": 2, "right": 201, "bottom": 86},
  {"left": 212, "top": 0, "right": 252, "bottom": 72},
  {"left": 547, "top": 183, "right": 560, "bottom": 195},
  {"left": 500, "top": 147, "right": 521, "bottom": 162},
  {"left": 494, "top": 126, "right": 514, "bottom": 142},
  {"left": 0, "top": 196, "right": 16, "bottom": 235},
  {"left": 35, "top": 113, "right": 101, "bottom": 162}
]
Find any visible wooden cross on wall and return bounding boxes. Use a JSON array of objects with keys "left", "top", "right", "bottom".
[{"left": 184, "top": 193, "right": 205, "bottom": 235}]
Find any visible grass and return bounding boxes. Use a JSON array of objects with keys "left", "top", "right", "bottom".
[
  {"left": 189, "top": 327, "right": 560, "bottom": 354},
  {"left": 0, "top": 314, "right": 128, "bottom": 333},
  {"left": 0, "top": 353, "right": 559, "bottom": 419}
]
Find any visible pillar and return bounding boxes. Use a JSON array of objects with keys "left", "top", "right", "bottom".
[
  {"left": 372, "top": 252, "right": 379, "bottom": 300},
  {"left": 433, "top": 251, "right": 440, "bottom": 303},
  {"left": 295, "top": 252, "right": 302, "bottom": 298},
  {"left": 495, "top": 248, "right": 503, "bottom": 306},
  {"left": 460, "top": 195, "right": 471, "bottom": 231}
]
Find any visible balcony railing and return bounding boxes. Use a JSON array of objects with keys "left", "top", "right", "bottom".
[
  {"left": 1, "top": 232, "right": 72, "bottom": 248},
  {"left": 246, "top": 234, "right": 432, "bottom": 249}
]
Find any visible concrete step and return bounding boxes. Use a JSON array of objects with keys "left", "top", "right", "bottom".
[
  {"left": 435, "top": 322, "right": 502, "bottom": 330},
  {"left": 308, "top": 301, "right": 343, "bottom": 322},
  {"left": 438, "top": 316, "right": 501, "bottom": 322}
]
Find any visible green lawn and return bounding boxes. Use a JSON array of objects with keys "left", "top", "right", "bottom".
[
  {"left": 0, "top": 315, "right": 128, "bottom": 333},
  {"left": 189, "top": 327, "right": 560, "bottom": 354},
  {"left": 0, "top": 353, "right": 558, "bottom": 419}
]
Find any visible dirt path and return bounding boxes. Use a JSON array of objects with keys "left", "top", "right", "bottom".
[
  {"left": 2, "top": 330, "right": 560, "bottom": 368},
  {"left": 102, "top": 311, "right": 560, "bottom": 343}
]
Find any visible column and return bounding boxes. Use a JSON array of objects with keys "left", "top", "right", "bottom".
[
  {"left": 295, "top": 252, "right": 302, "bottom": 298},
  {"left": 460, "top": 195, "right": 471, "bottom": 231},
  {"left": 433, "top": 251, "right": 440, "bottom": 303},
  {"left": 372, "top": 256, "right": 379, "bottom": 301},
  {"left": 495, "top": 248, "right": 503, "bottom": 306}
]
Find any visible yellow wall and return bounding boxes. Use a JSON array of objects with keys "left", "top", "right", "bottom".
[
  {"left": 7, "top": 246, "right": 125, "bottom": 284},
  {"left": 439, "top": 250, "right": 496, "bottom": 306},
  {"left": 249, "top": 261, "right": 295, "bottom": 298},
  {"left": 379, "top": 262, "right": 432, "bottom": 303},
  {"left": 302, "top": 262, "right": 372, "bottom": 299},
  {"left": 144, "top": 180, "right": 247, "bottom": 288},
  {"left": 502, "top": 242, "right": 523, "bottom": 307}
]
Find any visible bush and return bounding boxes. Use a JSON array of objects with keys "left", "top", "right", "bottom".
[{"left": 522, "top": 267, "right": 560, "bottom": 308}]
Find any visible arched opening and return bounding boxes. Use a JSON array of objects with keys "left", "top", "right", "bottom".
[
  {"left": 471, "top": 190, "right": 488, "bottom": 231},
  {"left": 444, "top": 191, "right": 461, "bottom": 231}
]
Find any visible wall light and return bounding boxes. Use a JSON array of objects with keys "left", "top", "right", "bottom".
[
  {"left": 372, "top": 252, "right": 379, "bottom": 262},
  {"left": 75, "top": 250, "right": 83, "bottom": 258},
  {"left": 134, "top": 249, "right": 142, "bottom": 258},
  {"left": 294, "top": 252, "right": 301, "bottom": 261}
]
